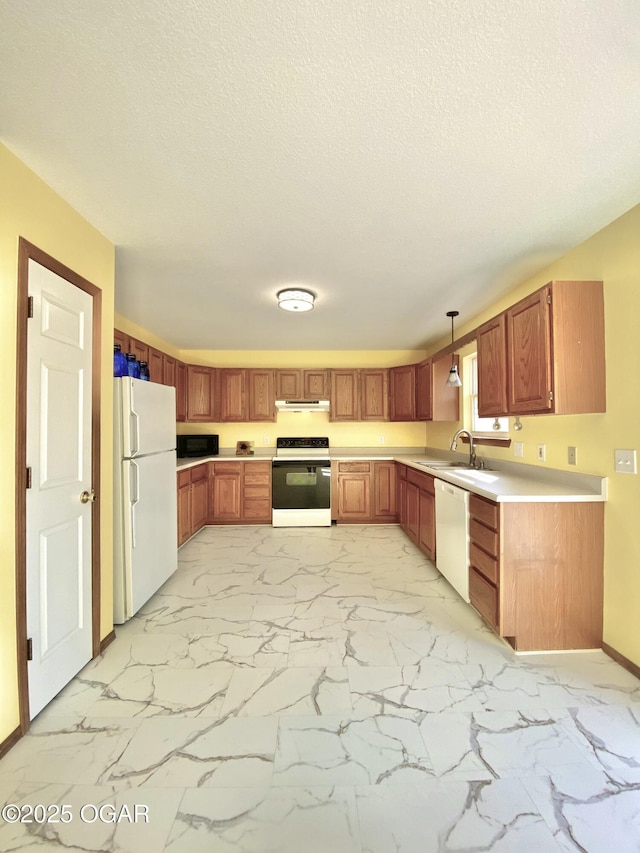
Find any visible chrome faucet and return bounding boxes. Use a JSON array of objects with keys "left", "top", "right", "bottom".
[{"left": 450, "top": 428, "right": 477, "bottom": 468}]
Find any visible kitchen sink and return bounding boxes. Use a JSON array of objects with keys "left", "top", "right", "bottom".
[{"left": 412, "top": 460, "right": 493, "bottom": 472}]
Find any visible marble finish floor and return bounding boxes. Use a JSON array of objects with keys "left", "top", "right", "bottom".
[{"left": 2, "top": 525, "right": 640, "bottom": 851}]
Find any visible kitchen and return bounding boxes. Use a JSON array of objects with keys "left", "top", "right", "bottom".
[{"left": 3, "top": 2, "right": 640, "bottom": 847}]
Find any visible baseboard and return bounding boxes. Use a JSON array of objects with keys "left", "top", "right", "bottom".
[
  {"left": 602, "top": 642, "right": 640, "bottom": 680},
  {"left": 99, "top": 629, "right": 116, "bottom": 654},
  {"left": 0, "top": 726, "right": 22, "bottom": 760}
]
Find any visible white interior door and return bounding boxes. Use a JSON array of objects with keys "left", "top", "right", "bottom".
[{"left": 26, "top": 259, "right": 93, "bottom": 719}]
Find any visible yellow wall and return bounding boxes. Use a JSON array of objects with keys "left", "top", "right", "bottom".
[
  {"left": 426, "top": 203, "right": 640, "bottom": 666},
  {"left": 0, "top": 145, "right": 115, "bottom": 743}
]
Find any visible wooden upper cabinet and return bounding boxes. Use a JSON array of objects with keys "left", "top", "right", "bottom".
[
  {"left": 247, "top": 369, "right": 275, "bottom": 422},
  {"left": 415, "top": 360, "right": 432, "bottom": 421},
  {"left": 389, "top": 364, "right": 416, "bottom": 421},
  {"left": 163, "top": 354, "right": 177, "bottom": 387},
  {"left": 304, "top": 369, "right": 329, "bottom": 399},
  {"left": 147, "top": 347, "right": 164, "bottom": 383},
  {"left": 175, "top": 361, "right": 187, "bottom": 422},
  {"left": 480, "top": 280, "right": 605, "bottom": 417},
  {"left": 114, "top": 328, "right": 128, "bottom": 353},
  {"left": 276, "top": 368, "right": 329, "bottom": 400},
  {"left": 187, "top": 365, "right": 218, "bottom": 422},
  {"left": 431, "top": 355, "right": 460, "bottom": 421},
  {"left": 330, "top": 369, "right": 360, "bottom": 421},
  {"left": 219, "top": 368, "right": 246, "bottom": 422},
  {"left": 128, "top": 337, "right": 149, "bottom": 364},
  {"left": 361, "top": 369, "right": 388, "bottom": 421},
  {"left": 477, "top": 314, "right": 508, "bottom": 417},
  {"left": 276, "top": 369, "right": 302, "bottom": 399}
]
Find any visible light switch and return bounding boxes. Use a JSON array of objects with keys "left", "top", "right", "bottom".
[{"left": 614, "top": 449, "right": 637, "bottom": 474}]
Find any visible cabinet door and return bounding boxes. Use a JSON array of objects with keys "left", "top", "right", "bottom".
[
  {"left": 128, "top": 337, "right": 149, "bottom": 363},
  {"left": 276, "top": 369, "right": 302, "bottom": 399},
  {"left": 220, "top": 368, "right": 246, "bottom": 422},
  {"left": 405, "top": 482, "right": 419, "bottom": 542},
  {"left": 114, "top": 328, "right": 128, "bottom": 352},
  {"left": 389, "top": 364, "right": 416, "bottom": 421},
  {"left": 248, "top": 369, "right": 275, "bottom": 421},
  {"left": 337, "top": 473, "right": 371, "bottom": 520},
  {"left": 330, "top": 369, "right": 359, "bottom": 421},
  {"left": 177, "top": 482, "right": 192, "bottom": 546},
  {"left": 163, "top": 355, "right": 177, "bottom": 388},
  {"left": 373, "top": 461, "right": 396, "bottom": 518},
  {"left": 477, "top": 314, "right": 508, "bottom": 417},
  {"left": 211, "top": 466, "right": 242, "bottom": 520},
  {"left": 191, "top": 477, "right": 209, "bottom": 532},
  {"left": 415, "top": 360, "right": 432, "bottom": 421},
  {"left": 148, "top": 347, "right": 164, "bottom": 383},
  {"left": 176, "top": 362, "right": 187, "bottom": 422},
  {"left": 506, "top": 287, "right": 553, "bottom": 414},
  {"left": 361, "top": 369, "right": 388, "bottom": 421},
  {"left": 187, "top": 365, "right": 217, "bottom": 421},
  {"left": 418, "top": 489, "right": 435, "bottom": 560},
  {"left": 304, "top": 369, "right": 329, "bottom": 399},
  {"left": 431, "top": 355, "right": 460, "bottom": 421}
]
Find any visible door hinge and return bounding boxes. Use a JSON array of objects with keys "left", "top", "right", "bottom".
[
  {"left": 27, "top": 296, "right": 34, "bottom": 318},
  {"left": 26, "top": 638, "right": 33, "bottom": 661},
  {"left": 26, "top": 467, "right": 32, "bottom": 489},
  {"left": 549, "top": 390, "right": 554, "bottom": 401},
  {"left": 546, "top": 294, "right": 551, "bottom": 304}
]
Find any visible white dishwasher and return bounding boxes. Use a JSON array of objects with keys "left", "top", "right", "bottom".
[{"left": 435, "top": 479, "right": 470, "bottom": 602}]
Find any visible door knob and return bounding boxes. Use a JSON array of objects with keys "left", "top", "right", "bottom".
[{"left": 80, "top": 490, "right": 97, "bottom": 504}]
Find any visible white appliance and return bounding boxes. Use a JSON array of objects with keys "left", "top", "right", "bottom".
[
  {"left": 113, "top": 377, "right": 178, "bottom": 623},
  {"left": 272, "top": 437, "right": 332, "bottom": 527},
  {"left": 275, "top": 399, "right": 330, "bottom": 412},
  {"left": 435, "top": 479, "right": 470, "bottom": 602}
]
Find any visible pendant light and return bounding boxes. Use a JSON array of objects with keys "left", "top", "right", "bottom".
[{"left": 445, "top": 310, "right": 462, "bottom": 387}]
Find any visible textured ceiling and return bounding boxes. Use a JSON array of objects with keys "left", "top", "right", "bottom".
[{"left": 2, "top": 0, "right": 640, "bottom": 350}]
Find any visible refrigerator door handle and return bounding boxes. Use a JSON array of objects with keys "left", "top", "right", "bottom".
[
  {"left": 129, "top": 380, "right": 140, "bottom": 456},
  {"left": 130, "top": 460, "right": 140, "bottom": 548}
]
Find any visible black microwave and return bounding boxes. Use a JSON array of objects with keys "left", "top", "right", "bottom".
[{"left": 177, "top": 434, "right": 219, "bottom": 458}]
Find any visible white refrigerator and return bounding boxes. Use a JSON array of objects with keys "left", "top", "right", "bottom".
[{"left": 113, "top": 377, "right": 178, "bottom": 623}]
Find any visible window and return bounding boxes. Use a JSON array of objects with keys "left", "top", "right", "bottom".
[{"left": 467, "top": 354, "right": 509, "bottom": 435}]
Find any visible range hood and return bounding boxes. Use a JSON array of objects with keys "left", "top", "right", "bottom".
[{"left": 275, "top": 399, "right": 331, "bottom": 413}]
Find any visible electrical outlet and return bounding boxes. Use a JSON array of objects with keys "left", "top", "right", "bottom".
[
  {"left": 263, "top": 436, "right": 271, "bottom": 445},
  {"left": 568, "top": 446, "right": 577, "bottom": 465},
  {"left": 514, "top": 441, "right": 524, "bottom": 458},
  {"left": 614, "top": 449, "right": 637, "bottom": 474},
  {"left": 378, "top": 436, "right": 385, "bottom": 444},
  {"left": 537, "top": 443, "right": 546, "bottom": 462}
]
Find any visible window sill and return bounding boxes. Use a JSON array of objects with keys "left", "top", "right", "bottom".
[{"left": 459, "top": 434, "right": 511, "bottom": 448}]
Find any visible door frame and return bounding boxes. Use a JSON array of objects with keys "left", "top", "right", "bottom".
[{"left": 15, "top": 238, "right": 102, "bottom": 731}]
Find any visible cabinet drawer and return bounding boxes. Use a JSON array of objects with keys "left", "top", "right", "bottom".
[
  {"left": 244, "top": 484, "right": 270, "bottom": 500},
  {"left": 469, "top": 494, "right": 499, "bottom": 530},
  {"left": 338, "top": 462, "right": 371, "bottom": 473},
  {"left": 242, "top": 499, "right": 272, "bottom": 520},
  {"left": 244, "top": 470, "right": 271, "bottom": 486},
  {"left": 470, "top": 542, "right": 499, "bottom": 585},
  {"left": 469, "top": 567, "right": 498, "bottom": 628},
  {"left": 212, "top": 462, "right": 242, "bottom": 474},
  {"left": 470, "top": 517, "right": 499, "bottom": 557},
  {"left": 407, "top": 467, "right": 434, "bottom": 493},
  {"left": 177, "top": 469, "right": 191, "bottom": 488},
  {"left": 190, "top": 464, "right": 209, "bottom": 482}
]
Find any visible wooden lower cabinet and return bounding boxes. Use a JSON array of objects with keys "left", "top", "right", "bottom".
[
  {"left": 334, "top": 461, "right": 398, "bottom": 522},
  {"left": 211, "top": 461, "right": 271, "bottom": 524},
  {"left": 468, "top": 493, "right": 604, "bottom": 651},
  {"left": 177, "top": 464, "right": 209, "bottom": 545},
  {"left": 401, "top": 466, "right": 435, "bottom": 559}
]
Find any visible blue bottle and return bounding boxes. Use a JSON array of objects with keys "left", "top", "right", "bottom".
[
  {"left": 126, "top": 353, "right": 140, "bottom": 378},
  {"left": 113, "top": 344, "right": 127, "bottom": 377},
  {"left": 139, "top": 360, "right": 150, "bottom": 381}
]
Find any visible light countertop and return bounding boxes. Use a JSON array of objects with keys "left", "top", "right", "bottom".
[{"left": 176, "top": 447, "right": 607, "bottom": 502}]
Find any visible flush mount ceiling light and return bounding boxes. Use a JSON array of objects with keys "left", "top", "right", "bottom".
[
  {"left": 277, "top": 288, "right": 315, "bottom": 312},
  {"left": 445, "top": 310, "right": 463, "bottom": 388}
]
